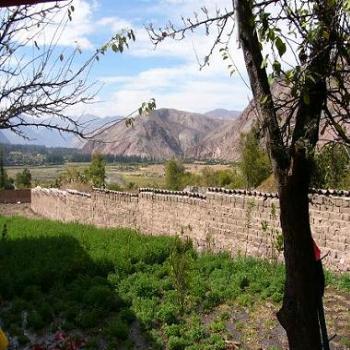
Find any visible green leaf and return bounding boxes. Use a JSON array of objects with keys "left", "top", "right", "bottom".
[
  {"left": 275, "top": 37, "right": 286, "bottom": 57},
  {"left": 111, "top": 44, "right": 118, "bottom": 52},
  {"left": 303, "top": 92, "right": 310, "bottom": 105},
  {"left": 272, "top": 60, "right": 281, "bottom": 75}
]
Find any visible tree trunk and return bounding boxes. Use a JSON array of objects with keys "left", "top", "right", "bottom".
[{"left": 276, "top": 154, "right": 322, "bottom": 349}]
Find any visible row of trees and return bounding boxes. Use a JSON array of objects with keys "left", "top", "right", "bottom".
[{"left": 1, "top": 143, "right": 163, "bottom": 167}]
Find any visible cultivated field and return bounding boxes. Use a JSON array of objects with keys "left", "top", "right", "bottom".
[
  {"left": 0, "top": 213, "right": 349, "bottom": 350},
  {"left": 5, "top": 162, "right": 233, "bottom": 189}
]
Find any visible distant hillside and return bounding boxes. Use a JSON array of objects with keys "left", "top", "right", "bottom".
[
  {"left": 83, "top": 108, "right": 225, "bottom": 160},
  {"left": 205, "top": 109, "right": 241, "bottom": 120},
  {"left": 2, "top": 115, "right": 119, "bottom": 148},
  {"left": 0, "top": 131, "right": 10, "bottom": 144},
  {"left": 190, "top": 102, "right": 255, "bottom": 161}
]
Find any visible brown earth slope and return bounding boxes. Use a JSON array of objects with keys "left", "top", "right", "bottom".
[{"left": 83, "top": 108, "right": 228, "bottom": 160}]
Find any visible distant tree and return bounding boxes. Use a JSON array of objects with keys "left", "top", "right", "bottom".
[
  {"left": 0, "top": 147, "right": 14, "bottom": 189},
  {"left": 239, "top": 128, "right": 271, "bottom": 189},
  {"left": 199, "top": 167, "right": 238, "bottom": 188},
  {"left": 311, "top": 144, "right": 350, "bottom": 189},
  {"left": 15, "top": 168, "right": 32, "bottom": 189},
  {"left": 165, "top": 159, "right": 185, "bottom": 190},
  {"left": 86, "top": 154, "right": 106, "bottom": 188},
  {"left": 46, "top": 154, "right": 65, "bottom": 165},
  {"left": 0, "top": 147, "right": 6, "bottom": 189},
  {"left": 58, "top": 166, "right": 86, "bottom": 187}
]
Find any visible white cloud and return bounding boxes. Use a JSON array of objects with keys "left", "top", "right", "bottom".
[
  {"left": 18, "top": 0, "right": 96, "bottom": 49},
  {"left": 58, "top": 0, "right": 252, "bottom": 118},
  {"left": 79, "top": 57, "right": 251, "bottom": 117}
]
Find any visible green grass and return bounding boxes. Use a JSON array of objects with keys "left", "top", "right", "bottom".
[{"left": 0, "top": 216, "right": 348, "bottom": 349}]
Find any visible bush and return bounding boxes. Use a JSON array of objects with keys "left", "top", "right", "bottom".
[
  {"left": 15, "top": 168, "right": 31, "bottom": 189},
  {"left": 86, "top": 153, "right": 106, "bottom": 187},
  {"left": 311, "top": 144, "right": 350, "bottom": 189},
  {"left": 168, "top": 336, "right": 189, "bottom": 350},
  {"left": 157, "top": 302, "right": 179, "bottom": 324},
  {"left": 239, "top": 127, "right": 271, "bottom": 188},
  {"left": 165, "top": 159, "right": 185, "bottom": 190},
  {"left": 105, "top": 316, "right": 129, "bottom": 340},
  {"left": 83, "top": 285, "right": 120, "bottom": 310}
]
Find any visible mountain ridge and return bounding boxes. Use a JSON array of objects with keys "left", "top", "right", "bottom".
[{"left": 83, "top": 108, "right": 228, "bottom": 160}]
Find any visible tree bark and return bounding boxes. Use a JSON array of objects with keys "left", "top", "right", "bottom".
[
  {"left": 235, "top": 1, "right": 327, "bottom": 348},
  {"left": 276, "top": 154, "right": 322, "bottom": 349}
]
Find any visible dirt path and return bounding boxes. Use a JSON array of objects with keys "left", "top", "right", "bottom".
[{"left": 221, "top": 287, "right": 350, "bottom": 349}]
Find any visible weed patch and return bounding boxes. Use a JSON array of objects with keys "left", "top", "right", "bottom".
[{"left": 0, "top": 216, "right": 348, "bottom": 349}]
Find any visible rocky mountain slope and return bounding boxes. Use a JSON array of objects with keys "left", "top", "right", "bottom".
[
  {"left": 205, "top": 109, "right": 241, "bottom": 120},
  {"left": 190, "top": 102, "right": 255, "bottom": 161},
  {"left": 83, "top": 108, "right": 227, "bottom": 160}
]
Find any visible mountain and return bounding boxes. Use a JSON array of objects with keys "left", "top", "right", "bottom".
[
  {"left": 0, "top": 131, "right": 10, "bottom": 144},
  {"left": 190, "top": 102, "right": 255, "bottom": 161},
  {"left": 83, "top": 108, "right": 224, "bottom": 160},
  {"left": 2, "top": 115, "right": 120, "bottom": 148},
  {"left": 205, "top": 109, "right": 241, "bottom": 120}
]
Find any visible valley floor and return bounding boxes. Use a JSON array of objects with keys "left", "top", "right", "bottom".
[{"left": 0, "top": 209, "right": 349, "bottom": 350}]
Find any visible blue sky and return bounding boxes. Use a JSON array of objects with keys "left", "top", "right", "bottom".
[{"left": 35, "top": 0, "right": 252, "bottom": 117}]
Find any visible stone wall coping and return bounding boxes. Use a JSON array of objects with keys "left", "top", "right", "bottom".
[
  {"left": 92, "top": 187, "right": 138, "bottom": 197},
  {"left": 207, "top": 187, "right": 350, "bottom": 198},
  {"left": 33, "top": 186, "right": 91, "bottom": 198},
  {"left": 138, "top": 187, "right": 206, "bottom": 199},
  {"left": 32, "top": 186, "right": 350, "bottom": 201}
]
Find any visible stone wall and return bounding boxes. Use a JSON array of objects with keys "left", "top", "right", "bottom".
[
  {"left": 0, "top": 189, "right": 31, "bottom": 203},
  {"left": 31, "top": 187, "right": 350, "bottom": 272}
]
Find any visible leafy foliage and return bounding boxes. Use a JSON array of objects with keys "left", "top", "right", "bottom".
[
  {"left": 239, "top": 128, "right": 271, "bottom": 189},
  {"left": 311, "top": 144, "right": 350, "bottom": 189},
  {"left": 0, "top": 148, "right": 14, "bottom": 190},
  {"left": 15, "top": 168, "right": 32, "bottom": 189},
  {"left": 85, "top": 153, "right": 106, "bottom": 188},
  {"left": 0, "top": 217, "right": 348, "bottom": 349},
  {"left": 165, "top": 159, "right": 186, "bottom": 190}
]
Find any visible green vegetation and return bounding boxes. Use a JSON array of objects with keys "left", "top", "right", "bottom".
[
  {"left": 0, "top": 148, "right": 14, "bottom": 190},
  {"left": 57, "top": 155, "right": 106, "bottom": 190},
  {"left": 165, "top": 159, "right": 186, "bottom": 190},
  {"left": 311, "top": 144, "right": 350, "bottom": 189},
  {"left": 163, "top": 130, "right": 273, "bottom": 192},
  {"left": 164, "top": 159, "right": 246, "bottom": 191},
  {"left": 86, "top": 153, "right": 106, "bottom": 187},
  {"left": 1, "top": 143, "right": 161, "bottom": 167},
  {"left": 239, "top": 128, "right": 271, "bottom": 189},
  {"left": 0, "top": 216, "right": 348, "bottom": 349},
  {"left": 4, "top": 141, "right": 350, "bottom": 192},
  {"left": 15, "top": 168, "right": 32, "bottom": 189}
]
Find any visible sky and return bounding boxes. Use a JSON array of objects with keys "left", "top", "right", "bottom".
[{"left": 30, "top": 0, "right": 253, "bottom": 117}]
